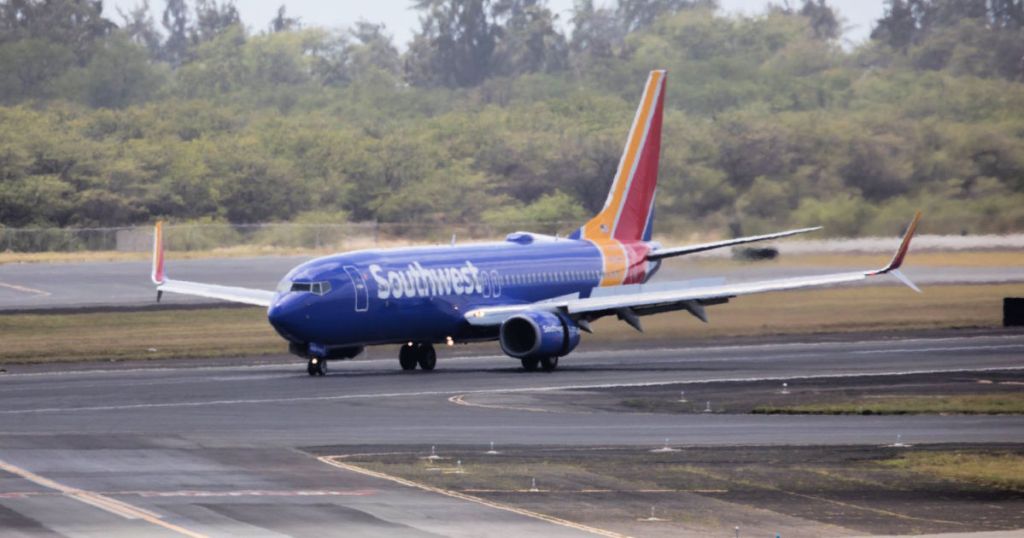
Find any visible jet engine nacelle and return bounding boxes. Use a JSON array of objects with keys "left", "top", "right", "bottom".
[{"left": 499, "top": 310, "right": 581, "bottom": 360}]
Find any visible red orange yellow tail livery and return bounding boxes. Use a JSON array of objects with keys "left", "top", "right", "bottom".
[
  {"left": 152, "top": 221, "right": 165, "bottom": 285},
  {"left": 569, "top": 70, "right": 666, "bottom": 287},
  {"left": 572, "top": 69, "right": 665, "bottom": 245}
]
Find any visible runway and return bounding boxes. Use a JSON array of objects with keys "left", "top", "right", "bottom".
[
  {"left": 0, "top": 331, "right": 1022, "bottom": 536},
  {"left": 1, "top": 255, "right": 1022, "bottom": 310}
]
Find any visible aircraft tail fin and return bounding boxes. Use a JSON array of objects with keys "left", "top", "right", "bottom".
[{"left": 571, "top": 69, "right": 666, "bottom": 243}]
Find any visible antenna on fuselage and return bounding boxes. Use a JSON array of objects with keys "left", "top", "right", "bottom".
[{"left": 451, "top": 234, "right": 457, "bottom": 246}]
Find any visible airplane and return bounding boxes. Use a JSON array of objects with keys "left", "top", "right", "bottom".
[{"left": 150, "top": 69, "right": 922, "bottom": 376}]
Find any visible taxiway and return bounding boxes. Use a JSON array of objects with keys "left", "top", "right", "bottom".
[{"left": 0, "top": 331, "right": 1021, "bottom": 536}]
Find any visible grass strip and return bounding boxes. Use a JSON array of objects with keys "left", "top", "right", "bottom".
[
  {"left": 753, "top": 394, "right": 1024, "bottom": 415},
  {"left": 0, "top": 307, "right": 281, "bottom": 364},
  {"left": 880, "top": 451, "right": 1024, "bottom": 491}
]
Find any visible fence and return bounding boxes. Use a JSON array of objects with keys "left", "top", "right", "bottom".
[
  {"left": 2, "top": 222, "right": 1022, "bottom": 254},
  {"left": 0, "top": 221, "right": 583, "bottom": 253}
]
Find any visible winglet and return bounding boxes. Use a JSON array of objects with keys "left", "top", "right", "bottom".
[
  {"left": 151, "top": 221, "right": 165, "bottom": 285},
  {"left": 868, "top": 212, "right": 922, "bottom": 292},
  {"left": 876, "top": 211, "right": 922, "bottom": 274}
]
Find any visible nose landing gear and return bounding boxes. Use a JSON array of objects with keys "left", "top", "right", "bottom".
[
  {"left": 398, "top": 343, "right": 436, "bottom": 371},
  {"left": 307, "top": 357, "right": 327, "bottom": 376}
]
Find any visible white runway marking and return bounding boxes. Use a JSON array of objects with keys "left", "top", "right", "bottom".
[
  {"left": 2, "top": 366, "right": 1021, "bottom": 415},
  {"left": 0, "top": 281, "right": 51, "bottom": 296}
]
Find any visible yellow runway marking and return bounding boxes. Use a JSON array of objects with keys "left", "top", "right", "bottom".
[
  {"left": 319, "top": 455, "right": 630, "bottom": 538},
  {"left": 0, "top": 457, "right": 208, "bottom": 538},
  {"left": 447, "top": 393, "right": 563, "bottom": 413},
  {"left": 0, "top": 281, "right": 51, "bottom": 296}
]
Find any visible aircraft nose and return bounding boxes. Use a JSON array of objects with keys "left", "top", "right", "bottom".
[{"left": 268, "top": 297, "right": 302, "bottom": 341}]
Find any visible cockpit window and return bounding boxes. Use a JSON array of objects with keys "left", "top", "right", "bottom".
[{"left": 286, "top": 281, "right": 331, "bottom": 295}]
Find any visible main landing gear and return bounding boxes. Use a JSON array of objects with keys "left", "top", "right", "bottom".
[
  {"left": 307, "top": 356, "right": 327, "bottom": 376},
  {"left": 521, "top": 356, "right": 559, "bottom": 372},
  {"left": 399, "top": 343, "right": 437, "bottom": 371}
]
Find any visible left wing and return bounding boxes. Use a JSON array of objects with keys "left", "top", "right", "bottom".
[
  {"left": 467, "top": 213, "right": 921, "bottom": 329},
  {"left": 151, "top": 222, "right": 275, "bottom": 308}
]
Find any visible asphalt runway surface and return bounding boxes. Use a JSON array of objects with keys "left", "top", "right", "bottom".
[
  {"left": 0, "top": 330, "right": 1022, "bottom": 536},
  {"left": 1, "top": 255, "right": 1023, "bottom": 310}
]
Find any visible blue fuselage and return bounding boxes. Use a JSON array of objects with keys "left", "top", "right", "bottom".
[{"left": 267, "top": 236, "right": 655, "bottom": 350}]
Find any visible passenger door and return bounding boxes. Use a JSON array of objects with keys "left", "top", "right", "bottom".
[{"left": 344, "top": 266, "right": 369, "bottom": 312}]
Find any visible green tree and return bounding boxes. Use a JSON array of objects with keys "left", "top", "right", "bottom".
[
  {"left": 405, "top": 0, "right": 498, "bottom": 87},
  {"left": 568, "top": 0, "right": 623, "bottom": 74},
  {"left": 74, "top": 32, "right": 164, "bottom": 108},
  {"left": 616, "top": 0, "right": 717, "bottom": 33},
  {"left": 118, "top": 0, "right": 162, "bottom": 57},
  {"left": 799, "top": 0, "right": 840, "bottom": 40},
  {"left": 161, "top": 0, "right": 190, "bottom": 66},
  {"left": 0, "top": 0, "right": 114, "bottom": 63},
  {"left": 346, "top": 22, "right": 402, "bottom": 81},
  {"left": 492, "top": 0, "right": 569, "bottom": 76},
  {"left": 192, "top": 0, "right": 240, "bottom": 44},
  {"left": 270, "top": 5, "right": 300, "bottom": 33},
  {"left": 0, "top": 38, "right": 75, "bottom": 102}
]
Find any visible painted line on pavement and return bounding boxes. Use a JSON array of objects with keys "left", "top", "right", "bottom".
[
  {"left": 2, "top": 366, "right": 1022, "bottom": 415},
  {"left": 319, "top": 455, "right": 627, "bottom": 538},
  {"left": 448, "top": 393, "right": 566, "bottom": 414},
  {"left": 0, "top": 456, "right": 207, "bottom": 538},
  {"left": 0, "top": 281, "right": 51, "bottom": 296}
]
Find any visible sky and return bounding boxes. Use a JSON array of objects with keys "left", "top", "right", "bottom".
[{"left": 104, "top": 0, "right": 886, "bottom": 48}]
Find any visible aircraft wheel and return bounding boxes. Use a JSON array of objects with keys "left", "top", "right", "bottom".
[
  {"left": 308, "top": 357, "right": 327, "bottom": 376},
  {"left": 399, "top": 345, "right": 418, "bottom": 371},
  {"left": 417, "top": 344, "right": 437, "bottom": 371},
  {"left": 540, "top": 356, "right": 559, "bottom": 372},
  {"left": 521, "top": 358, "right": 539, "bottom": 371}
]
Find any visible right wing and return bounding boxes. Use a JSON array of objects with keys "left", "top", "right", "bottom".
[
  {"left": 151, "top": 222, "right": 275, "bottom": 308},
  {"left": 647, "top": 226, "right": 822, "bottom": 260},
  {"left": 467, "top": 213, "right": 922, "bottom": 329}
]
